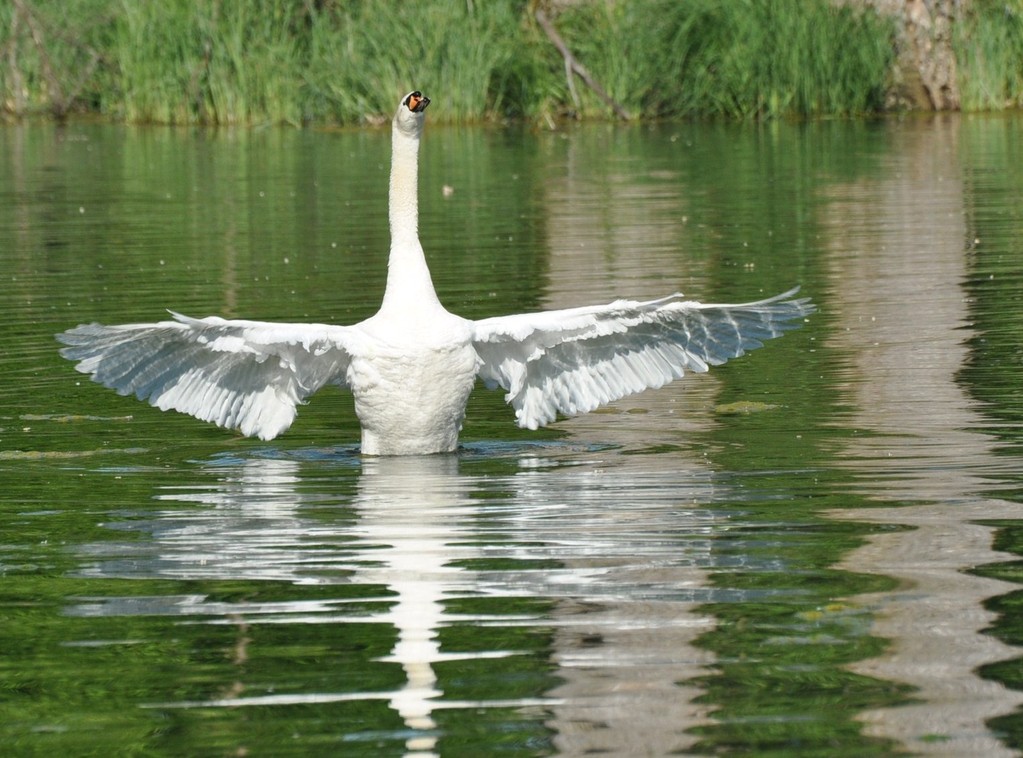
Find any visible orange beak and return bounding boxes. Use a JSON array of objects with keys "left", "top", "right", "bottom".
[{"left": 406, "top": 92, "right": 430, "bottom": 113}]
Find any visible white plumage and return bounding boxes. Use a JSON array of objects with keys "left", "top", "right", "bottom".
[{"left": 59, "top": 90, "right": 815, "bottom": 456}]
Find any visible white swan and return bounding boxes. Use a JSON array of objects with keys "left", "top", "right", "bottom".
[{"left": 58, "top": 90, "right": 815, "bottom": 456}]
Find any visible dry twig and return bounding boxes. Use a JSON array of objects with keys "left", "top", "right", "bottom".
[{"left": 534, "top": 7, "right": 631, "bottom": 120}]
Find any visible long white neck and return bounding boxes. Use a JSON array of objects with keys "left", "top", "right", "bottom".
[{"left": 382, "top": 120, "right": 441, "bottom": 311}]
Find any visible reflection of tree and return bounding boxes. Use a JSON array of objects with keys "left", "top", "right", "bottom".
[
  {"left": 535, "top": 120, "right": 904, "bottom": 754},
  {"left": 504, "top": 465, "right": 720, "bottom": 755},
  {"left": 532, "top": 138, "right": 757, "bottom": 750},
  {"left": 824, "top": 115, "right": 1023, "bottom": 756}
]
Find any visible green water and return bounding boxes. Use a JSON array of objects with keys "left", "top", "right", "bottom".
[{"left": 2, "top": 115, "right": 1023, "bottom": 755}]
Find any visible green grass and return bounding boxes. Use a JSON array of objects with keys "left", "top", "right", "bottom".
[
  {"left": 557, "top": 0, "right": 895, "bottom": 119},
  {"left": 112, "top": 0, "right": 316, "bottom": 125},
  {"left": 1, "top": 0, "right": 1022, "bottom": 125},
  {"left": 106, "top": 0, "right": 546, "bottom": 125},
  {"left": 956, "top": 0, "right": 1023, "bottom": 111},
  {"left": 302, "top": 0, "right": 545, "bottom": 124}
]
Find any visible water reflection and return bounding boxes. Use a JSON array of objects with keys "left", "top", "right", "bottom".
[
  {"left": 75, "top": 453, "right": 506, "bottom": 755},
  {"left": 825, "top": 115, "right": 1023, "bottom": 755},
  {"left": 501, "top": 135, "right": 725, "bottom": 751},
  {"left": 69, "top": 445, "right": 730, "bottom": 754},
  {"left": 9, "top": 116, "right": 1023, "bottom": 753},
  {"left": 530, "top": 468, "right": 719, "bottom": 755},
  {"left": 358, "top": 456, "right": 463, "bottom": 753}
]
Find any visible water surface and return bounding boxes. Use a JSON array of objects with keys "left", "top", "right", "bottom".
[{"left": 2, "top": 114, "right": 1023, "bottom": 755}]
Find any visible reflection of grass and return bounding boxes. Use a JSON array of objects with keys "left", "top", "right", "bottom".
[
  {"left": 0, "top": 448, "right": 145, "bottom": 460},
  {"left": 715, "top": 401, "right": 780, "bottom": 415},
  {"left": 689, "top": 511, "right": 913, "bottom": 756},
  {"left": 969, "top": 520, "right": 1023, "bottom": 750}
]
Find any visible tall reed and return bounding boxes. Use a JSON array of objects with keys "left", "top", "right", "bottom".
[
  {"left": 3, "top": 0, "right": 1022, "bottom": 125},
  {"left": 107, "top": 0, "right": 541, "bottom": 124},
  {"left": 111, "top": 0, "right": 308, "bottom": 125},
  {"left": 302, "top": 0, "right": 544, "bottom": 123},
  {"left": 1, "top": 0, "right": 117, "bottom": 117},
  {"left": 555, "top": 0, "right": 895, "bottom": 119},
  {"left": 956, "top": 0, "right": 1023, "bottom": 111}
]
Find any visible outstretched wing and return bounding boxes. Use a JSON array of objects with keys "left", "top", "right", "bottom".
[
  {"left": 472, "top": 288, "right": 815, "bottom": 430},
  {"left": 58, "top": 313, "right": 361, "bottom": 440}
]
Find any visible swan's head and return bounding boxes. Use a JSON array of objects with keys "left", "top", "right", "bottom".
[{"left": 394, "top": 90, "right": 430, "bottom": 138}]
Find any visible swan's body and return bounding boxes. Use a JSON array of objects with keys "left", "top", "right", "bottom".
[{"left": 59, "top": 91, "right": 815, "bottom": 456}]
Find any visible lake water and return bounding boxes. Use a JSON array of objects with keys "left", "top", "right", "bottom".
[{"left": 2, "top": 113, "right": 1023, "bottom": 756}]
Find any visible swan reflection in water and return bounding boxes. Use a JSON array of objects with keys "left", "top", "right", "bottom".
[{"left": 70, "top": 448, "right": 722, "bottom": 755}]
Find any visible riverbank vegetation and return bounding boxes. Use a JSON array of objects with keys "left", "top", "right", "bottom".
[
  {"left": 1, "top": 0, "right": 1022, "bottom": 125},
  {"left": 956, "top": 1, "right": 1023, "bottom": 111}
]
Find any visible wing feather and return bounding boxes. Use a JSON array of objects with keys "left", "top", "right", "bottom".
[
  {"left": 57, "top": 314, "right": 359, "bottom": 440},
  {"left": 472, "top": 288, "right": 814, "bottom": 429}
]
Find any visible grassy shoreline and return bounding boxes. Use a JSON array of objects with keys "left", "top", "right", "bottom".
[{"left": 2, "top": 0, "right": 1021, "bottom": 125}]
